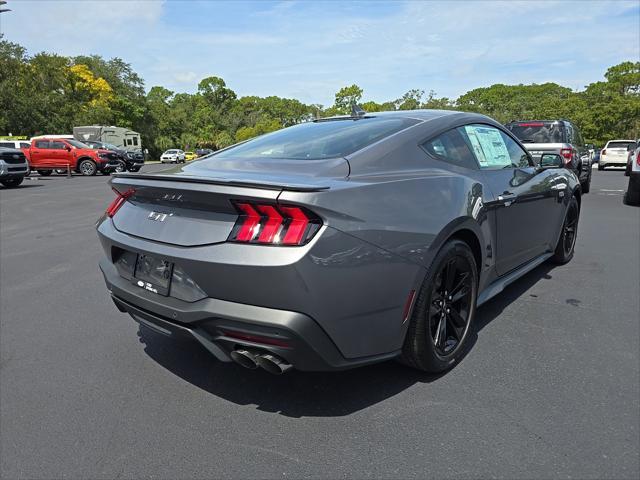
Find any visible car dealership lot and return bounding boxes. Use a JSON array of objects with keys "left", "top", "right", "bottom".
[{"left": 1, "top": 169, "right": 638, "bottom": 479}]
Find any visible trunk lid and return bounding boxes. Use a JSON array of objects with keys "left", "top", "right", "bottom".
[{"left": 109, "top": 156, "right": 348, "bottom": 246}]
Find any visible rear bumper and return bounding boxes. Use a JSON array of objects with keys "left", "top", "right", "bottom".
[
  {"left": 600, "top": 158, "right": 627, "bottom": 167},
  {"left": 99, "top": 257, "right": 401, "bottom": 371}
]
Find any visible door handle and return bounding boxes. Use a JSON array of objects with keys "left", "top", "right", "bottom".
[{"left": 497, "top": 192, "right": 517, "bottom": 207}]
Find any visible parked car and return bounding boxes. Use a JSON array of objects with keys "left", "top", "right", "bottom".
[
  {"left": 505, "top": 120, "right": 592, "bottom": 193},
  {"left": 21, "top": 138, "right": 121, "bottom": 176},
  {"left": 83, "top": 140, "right": 144, "bottom": 172},
  {"left": 0, "top": 147, "right": 29, "bottom": 187},
  {"left": 196, "top": 148, "right": 214, "bottom": 157},
  {"left": 160, "top": 149, "right": 186, "bottom": 163},
  {"left": 624, "top": 145, "right": 640, "bottom": 205},
  {"left": 97, "top": 110, "right": 581, "bottom": 376},
  {"left": 184, "top": 151, "right": 198, "bottom": 161},
  {"left": 599, "top": 140, "right": 636, "bottom": 170},
  {"left": 0, "top": 140, "right": 31, "bottom": 150}
]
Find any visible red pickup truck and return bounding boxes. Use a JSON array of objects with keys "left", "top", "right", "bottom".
[{"left": 21, "top": 138, "right": 122, "bottom": 176}]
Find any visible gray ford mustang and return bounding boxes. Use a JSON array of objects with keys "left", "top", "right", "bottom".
[{"left": 97, "top": 110, "right": 580, "bottom": 375}]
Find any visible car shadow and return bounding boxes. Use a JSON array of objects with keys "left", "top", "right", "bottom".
[
  {"left": 136, "top": 262, "right": 556, "bottom": 418},
  {"left": 1, "top": 183, "right": 43, "bottom": 189}
]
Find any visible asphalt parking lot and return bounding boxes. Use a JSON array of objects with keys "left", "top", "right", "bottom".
[{"left": 1, "top": 167, "right": 638, "bottom": 479}]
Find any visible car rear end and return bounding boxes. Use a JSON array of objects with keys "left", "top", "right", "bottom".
[
  {"left": 506, "top": 121, "right": 576, "bottom": 166},
  {"left": 601, "top": 140, "right": 636, "bottom": 169},
  {"left": 97, "top": 116, "right": 428, "bottom": 373}
]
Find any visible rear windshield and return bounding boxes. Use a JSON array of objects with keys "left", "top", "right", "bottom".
[
  {"left": 606, "top": 141, "right": 636, "bottom": 149},
  {"left": 214, "top": 117, "right": 421, "bottom": 160},
  {"left": 507, "top": 122, "right": 565, "bottom": 143}
]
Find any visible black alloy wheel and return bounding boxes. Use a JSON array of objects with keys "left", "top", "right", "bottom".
[
  {"left": 401, "top": 239, "right": 478, "bottom": 373},
  {"left": 562, "top": 202, "right": 579, "bottom": 257},
  {"left": 429, "top": 256, "right": 474, "bottom": 357},
  {"left": 551, "top": 196, "right": 579, "bottom": 264}
]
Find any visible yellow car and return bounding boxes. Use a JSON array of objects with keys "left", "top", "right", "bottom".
[{"left": 184, "top": 151, "right": 198, "bottom": 161}]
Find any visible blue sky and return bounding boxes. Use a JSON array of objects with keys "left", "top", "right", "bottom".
[{"left": 1, "top": 0, "right": 638, "bottom": 105}]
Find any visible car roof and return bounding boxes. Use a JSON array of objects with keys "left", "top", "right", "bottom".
[{"left": 320, "top": 109, "right": 462, "bottom": 122}]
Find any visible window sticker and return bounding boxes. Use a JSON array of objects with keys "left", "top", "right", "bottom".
[{"left": 464, "top": 125, "right": 511, "bottom": 168}]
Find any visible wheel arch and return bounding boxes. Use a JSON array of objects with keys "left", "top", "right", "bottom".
[{"left": 427, "top": 217, "right": 486, "bottom": 276}]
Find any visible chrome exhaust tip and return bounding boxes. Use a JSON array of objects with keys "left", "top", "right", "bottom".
[
  {"left": 256, "top": 353, "right": 293, "bottom": 375},
  {"left": 230, "top": 349, "right": 259, "bottom": 369}
]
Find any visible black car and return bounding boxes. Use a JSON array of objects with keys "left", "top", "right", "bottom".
[
  {"left": 505, "top": 120, "right": 592, "bottom": 193},
  {"left": 196, "top": 148, "right": 214, "bottom": 157},
  {"left": 83, "top": 140, "right": 144, "bottom": 172}
]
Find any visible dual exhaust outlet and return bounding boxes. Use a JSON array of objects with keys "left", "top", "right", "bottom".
[{"left": 230, "top": 349, "right": 293, "bottom": 375}]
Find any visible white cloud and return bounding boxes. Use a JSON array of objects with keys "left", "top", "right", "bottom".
[{"left": 1, "top": 0, "right": 638, "bottom": 105}]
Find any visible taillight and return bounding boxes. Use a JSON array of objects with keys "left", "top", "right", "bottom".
[
  {"left": 601, "top": 149, "right": 606, "bottom": 156},
  {"left": 560, "top": 148, "right": 573, "bottom": 165},
  {"left": 228, "top": 201, "right": 322, "bottom": 246},
  {"left": 636, "top": 151, "right": 640, "bottom": 167},
  {"left": 105, "top": 187, "right": 134, "bottom": 218}
]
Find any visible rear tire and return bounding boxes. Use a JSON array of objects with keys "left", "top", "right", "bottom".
[
  {"left": 78, "top": 159, "right": 97, "bottom": 176},
  {"left": 400, "top": 239, "right": 478, "bottom": 373},
  {"left": 1, "top": 177, "right": 24, "bottom": 188},
  {"left": 551, "top": 196, "right": 579, "bottom": 264},
  {"left": 624, "top": 178, "right": 640, "bottom": 206},
  {"left": 581, "top": 174, "right": 591, "bottom": 194},
  {"left": 598, "top": 164, "right": 604, "bottom": 171}
]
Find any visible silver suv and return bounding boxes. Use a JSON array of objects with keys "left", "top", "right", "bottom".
[
  {"left": 0, "top": 147, "right": 29, "bottom": 188},
  {"left": 505, "top": 120, "right": 592, "bottom": 193}
]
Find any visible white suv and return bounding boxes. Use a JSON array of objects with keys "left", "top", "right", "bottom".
[
  {"left": 160, "top": 149, "right": 186, "bottom": 163},
  {"left": 599, "top": 139, "right": 636, "bottom": 170},
  {"left": 624, "top": 145, "right": 640, "bottom": 205}
]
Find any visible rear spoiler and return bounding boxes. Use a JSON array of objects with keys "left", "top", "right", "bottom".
[{"left": 111, "top": 172, "right": 330, "bottom": 192}]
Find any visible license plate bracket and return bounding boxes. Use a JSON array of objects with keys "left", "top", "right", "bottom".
[{"left": 133, "top": 253, "right": 173, "bottom": 296}]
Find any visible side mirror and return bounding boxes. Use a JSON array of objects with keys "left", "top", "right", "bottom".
[{"left": 539, "top": 153, "right": 564, "bottom": 169}]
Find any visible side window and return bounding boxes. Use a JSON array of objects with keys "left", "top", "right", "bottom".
[
  {"left": 35, "top": 140, "right": 50, "bottom": 149},
  {"left": 0, "top": 142, "right": 12, "bottom": 148},
  {"left": 51, "top": 141, "right": 66, "bottom": 150},
  {"left": 20, "top": 143, "right": 30, "bottom": 149},
  {"left": 565, "top": 123, "right": 574, "bottom": 144},
  {"left": 573, "top": 125, "right": 584, "bottom": 147},
  {"left": 421, "top": 128, "right": 478, "bottom": 170},
  {"left": 460, "top": 124, "right": 530, "bottom": 169}
]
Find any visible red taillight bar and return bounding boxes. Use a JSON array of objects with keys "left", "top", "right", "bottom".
[
  {"left": 235, "top": 203, "right": 261, "bottom": 241},
  {"left": 560, "top": 148, "right": 573, "bottom": 165},
  {"left": 229, "top": 201, "right": 321, "bottom": 246},
  {"left": 636, "top": 151, "right": 640, "bottom": 167},
  {"left": 106, "top": 188, "right": 135, "bottom": 217}
]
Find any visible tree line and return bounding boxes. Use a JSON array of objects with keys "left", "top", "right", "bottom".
[{"left": 1, "top": 34, "right": 638, "bottom": 157}]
